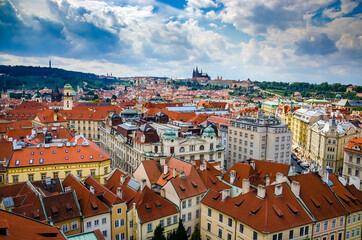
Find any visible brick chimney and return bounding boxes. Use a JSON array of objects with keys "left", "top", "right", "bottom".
[
  {"left": 120, "top": 175, "right": 126, "bottom": 185},
  {"left": 242, "top": 178, "right": 250, "bottom": 194},
  {"left": 116, "top": 187, "right": 123, "bottom": 198},
  {"left": 291, "top": 181, "right": 300, "bottom": 198},
  {"left": 230, "top": 170, "right": 236, "bottom": 184},
  {"left": 221, "top": 189, "right": 230, "bottom": 201},
  {"left": 164, "top": 164, "right": 168, "bottom": 175},
  {"left": 274, "top": 184, "right": 283, "bottom": 197},
  {"left": 160, "top": 158, "right": 166, "bottom": 166},
  {"left": 276, "top": 172, "right": 284, "bottom": 183},
  {"left": 257, "top": 185, "right": 266, "bottom": 199}
]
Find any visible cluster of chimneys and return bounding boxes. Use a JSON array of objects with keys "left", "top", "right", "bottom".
[{"left": 160, "top": 159, "right": 186, "bottom": 179}]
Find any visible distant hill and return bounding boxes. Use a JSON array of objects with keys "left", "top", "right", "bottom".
[{"left": 0, "top": 65, "right": 118, "bottom": 90}]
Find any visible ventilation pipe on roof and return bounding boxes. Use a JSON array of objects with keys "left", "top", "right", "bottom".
[
  {"left": 257, "top": 185, "right": 266, "bottom": 199},
  {"left": 230, "top": 170, "right": 236, "bottom": 184},
  {"left": 141, "top": 179, "right": 147, "bottom": 191},
  {"left": 160, "top": 158, "right": 166, "bottom": 166},
  {"left": 276, "top": 172, "right": 284, "bottom": 183},
  {"left": 291, "top": 181, "right": 300, "bottom": 198},
  {"left": 242, "top": 179, "right": 250, "bottom": 194},
  {"left": 274, "top": 184, "right": 283, "bottom": 197},
  {"left": 221, "top": 189, "right": 230, "bottom": 201},
  {"left": 90, "top": 186, "right": 95, "bottom": 194}
]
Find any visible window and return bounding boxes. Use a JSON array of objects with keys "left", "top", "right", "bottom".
[
  {"left": 227, "top": 233, "right": 232, "bottom": 240},
  {"left": 187, "top": 227, "right": 191, "bottom": 236},
  {"left": 130, "top": 221, "right": 133, "bottom": 228},
  {"left": 41, "top": 173, "right": 46, "bottom": 180},
  {"left": 147, "top": 223, "right": 152, "bottom": 232},
  {"left": 332, "top": 219, "right": 336, "bottom": 228},
  {"left": 94, "top": 219, "right": 99, "bottom": 226},
  {"left": 102, "top": 231, "right": 107, "bottom": 237},
  {"left": 346, "top": 231, "right": 350, "bottom": 239},
  {"left": 219, "top": 213, "right": 223, "bottom": 223},
  {"left": 115, "top": 220, "right": 120, "bottom": 228},
  {"left": 357, "top": 228, "right": 360, "bottom": 236},
  {"left": 13, "top": 176, "right": 18, "bottom": 183},
  {"left": 218, "top": 228, "right": 223, "bottom": 238},
  {"left": 272, "top": 233, "right": 283, "bottom": 240},
  {"left": 28, "top": 174, "right": 34, "bottom": 181},
  {"left": 182, "top": 214, "right": 185, "bottom": 222},
  {"left": 323, "top": 221, "right": 328, "bottom": 230},
  {"left": 182, "top": 201, "right": 186, "bottom": 209},
  {"left": 117, "top": 208, "right": 122, "bottom": 214},
  {"left": 188, "top": 199, "right": 192, "bottom": 207},
  {"left": 358, "top": 213, "right": 361, "bottom": 221},
  {"left": 253, "top": 231, "right": 258, "bottom": 240},
  {"left": 173, "top": 215, "right": 178, "bottom": 224},
  {"left": 196, "top": 196, "right": 200, "bottom": 204},
  {"left": 228, "top": 218, "right": 232, "bottom": 227},
  {"left": 208, "top": 208, "right": 211, "bottom": 217},
  {"left": 71, "top": 221, "right": 78, "bottom": 230},
  {"left": 338, "top": 232, "right": 343, "bottom": 240},
  {"left": 262, "top": 136, "right": 266, "bottom": 141},
  {"left": 62, "top": 224, "right": 69, "bottom": 233},
  {"left": 353, "top": 214, "right": 356, "bottom": 222},
  {"left": 167, "top": 217, "right": 171, "bottom": 226},
  {"left": 196, "top": 209, "right": 200, "bottom": 218},
  {"left": 340, "top": 217, "right": 343, "bottom": 226},
  {"left": 86, "top": 221, "right": 91, "bottom": 228},
  {"left": 102, "top": 218, "right": 107, "bottom": 224},
  {"left": 180, "top": 147, "right": 185, "bottom": 153},
  {"left": 160, "top": 219, "right": 164, "bottom": 228},
  {"left": 188, "top": 212, "right": 191, "bottom": 221},
  {"left": 91, "top": 169, "right": 95, "bottom": 176},
  {"left": 53, "top": 172, "right": 58, "bottom": 178},
  {"left": 239, "top": 224, "right": 244, "bottom": 233},
  {"left": 77, "top": 170, "right": 82, "bottom": 178},
  {"left": 300, "top": 226, "right": 309, "bottom": 236},
  {"left": 351, "top": 229, "right": 355, "bottom": 238},
  {"left": 207, "top": 223, "right": 211, "bottom": 232},
  {"left": 289, "top": 230, "right": 294, "bottom": 239},
  {"left": 316, "top": 223, "right": 320, "bottom": 232},
  {"left": 348, "top": 216, "right": 351, "bottom": 224},
  {"left": 104, "top": 167, "right": 108, "bottom": 174}
]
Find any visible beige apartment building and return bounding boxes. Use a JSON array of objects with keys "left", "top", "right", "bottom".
[
  {"left": 227, "top": 114, "right": 292, "bottom": 168},
  {"left": 307, "top": 119, "right": 360, "bottom": 173},
  {"left": 343, "top": 137, "right": 362, "bottom": 189}
]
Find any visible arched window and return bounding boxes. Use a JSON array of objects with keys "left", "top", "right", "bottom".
[
  {"left": 180, "top": 147, "right": 185, "bottom": 153},
  {"left": 200, "top": 145, "right": 205, "bottom": 151}
]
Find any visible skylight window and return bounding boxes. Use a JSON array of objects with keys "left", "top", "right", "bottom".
[
  {"left": 90, "top": 155, "right": 93, "bottom": 159},
  {"left": 29, "top": 159, "right": 33, "bottom": 164},
  {"left": 77, "top": 149, "right": 80, "bottom": 152},
  {"left": 65, "top": 150, "right": 68, "bottom": 153},
  {"left": 65, "top": 157, "right": 69, "bottom": 160},
  {"left": 40, "top": 158, "right": 44, "bottom": 164},
  {"left": 40, "top": 151, "right": 43, "bottom": 155},
  {"left": 15, "top": 160, "right": 20, "bottom": 165},
  {"left": 99, "top": 155, "right": 103, "bottom": 158},
  {"left": 81, "top": 156, "right": 84, "bottom": 159},
  {"left": 31, "top": 152, "right": 34, "bottom": 155},
  {"left": 53, "top": 151, "right": 56, "bottom": 154}
]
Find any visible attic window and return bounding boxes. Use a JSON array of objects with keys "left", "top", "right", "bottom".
[
  {"left": 323, "top": 194, "right": 334, "bottom": 205},
  {"left": 211, "top": 179, "right": 217, "bottom": 185},
  {"left": 162, "top": 173, "right": 170, "bottom": 179},
  {"left": 250, "top": 205, "right": 261, "bottom": 215},
  {"left": 81, "top": 156, "right": 84, "bottom": 159},
  {"left": 65, "top": 150, "right": 68, "bottom": 153},
  {"left": 77, "top": 149, "right": 80, "bottom": 152},
  {"left": 40, "top": 158, "right": 44, "bottom": 164},
  {"left": 213, "top": 194, "right": 220, "bottom": 200},
  {"left": 53, "top": 151, "right": 56, "bottom": 154},
  {"left": 51, "top": 206, "right": 58, "bottom": 216},
  {"left": 31, "top": 152, "right": 34, "bottom": 155},
  {"left": 272, "top": 205, "right": 284, "bottom": 218},
  {"left": 155, "top": 200, "right": 161, "bottom": 208},
  {"left": 65, "top": 157, "right": 68, "bottom": 160},
  {"left": 91, "top": 201, "right": 98, "bottom": 210},
  {"left": 235, "top": 199, "right": 245, "bottom": 207},
  {"left": 145, "top": 203, "right": 151, "bottom": 210},
  {"left": 191, "top": 181, "right": 198, "bottom": 188},
  {"left": 15, "top": 160, "right": 20, "bottom": 165},
  {"left": 29, "top": 159, "right": 33, "bottom": 164},
  {"left": 99, "top": 155, "right": 103, "bottom": 158},
  {"left": 66, "top": 202, "right": 73, "bottom": 213},
  {"left": 310, "top": 196, "right": 321, "bottom": 208},
  {"left": 90, "top": 155, "right": 93, "bottom": 159},
  {"left": 40, "top": 151, "right": 43, "bottom": 155},
  {"left": 287, "top": 203, "right": 299, "bottom": 214},
  {"left": 179, "top": 185, "right": 185, "bottom": 192}
]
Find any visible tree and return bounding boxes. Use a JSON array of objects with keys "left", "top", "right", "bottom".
[
  {"left": 111, "top": 94, "right": 117, "bottom": 100},
  {"left": 190, "top": 225, "right": 201, "bottom": 240},
  {"left": 168, "top": 219, "right": 187, "bottom": 240},
  {"left": 152, "top": 224, "right": 166, "bottom": 240}
]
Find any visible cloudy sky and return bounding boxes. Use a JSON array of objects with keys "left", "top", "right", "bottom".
[{"left": 0, "top": 0, "right": 361, "bottom": 84}]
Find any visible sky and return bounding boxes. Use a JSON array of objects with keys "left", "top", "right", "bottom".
[{"left": 0, "top": 0, "right": 361, "bottom": 85}]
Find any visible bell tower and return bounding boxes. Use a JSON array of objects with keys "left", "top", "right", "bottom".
[{"left": 63, "top": 83, "right": 73, "bottom": 110}]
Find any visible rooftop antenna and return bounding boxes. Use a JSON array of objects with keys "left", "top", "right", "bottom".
[{"left": 49, "top": 59, "right": 51, "bottom": 68}]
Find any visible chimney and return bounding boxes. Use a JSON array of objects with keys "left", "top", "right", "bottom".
[
  {"left": 319, "top": 170, "right": 329, "bottom": 184},
  {"left": 276, "top": 172, "right": 284, "bottom": 183},
  {"left": 250, "top": 160, "right": 255, "bottom": 169},
  {"left": 120, "top": 175, "right": 126, "bottom": 185},
  {"left": 54, "top": 112, "right": 58, "bottom": 122},
  {"left": 116, "top": 187, "right": 123, "bottom": 198},
  {"left": 257, "top": 185, "right": 266, "bottom": 199},
  {"left": 200, "top": 162, "right": 206, "bottom": 171},
  {"left": 173, "top": 168, "right": 177, "bottom": 178},
  {"left": 265, "top": 176, "right": 270, "bottom": 186},
  {"left": 274, "top": 184, "right": 283, "bottom": 196},
  {"left": 349, "top": 176, "right": 361, "bottom": 189},
  {"left": 164, "top": 164, "right": 168, "bottom": 175},
  {"left": 242, "top": 179, "right": 250, "bottom": 194},
  {"left": 89, "top": 186, "right": 95, "bottom": 194},
  {"left": 141, "top": 179, "right": 147, "bottom": 191},
  {"left": 230, "top": 170, "right": 236, "bottom": 184},
  {"left": 161, "top": 188, "right": 165, "bottom": 198},
  {"left": 180, "top": 171, "right": 185, "bottom": 178},
  {"left": 160, "top": 158, "right": 166, "bottom": 166},
  {"left": 291, "top": 181, "right": 300, "bottom": 198},
  {"left": 221, "top": 189, "right": 230, "bottom": 201},
  {"left": 338, "top": 176, "right": 347, "bottom": 186}
]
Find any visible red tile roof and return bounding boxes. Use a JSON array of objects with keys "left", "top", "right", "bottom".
[
  {"left": 223, "top": 162, "right": 262, "bottom": 188},
  {"left": 0, "top": 209, "right": 66, "bottom": 239},
  {"left": 202, "top": 183, "right": 313, "bottom": 233},
  {"left": 35, "top": 109, "right": 67, "bottom": 124},
  {"left": 59, "top": 106, "right": 124, "bottom": 121},
  {"left": 0, "top": 138, "right": 13, "bottom": 161},
  {"left": 62, "top": 174, "right": 110, "bottom": 217},
  {"left": 289, "top": 173, "right": 348, "bottom": 221},
  {"left": 8, "top": 139, "right": 109, "bottom": 168}
]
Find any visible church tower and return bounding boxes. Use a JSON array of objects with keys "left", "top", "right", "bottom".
[{"left": 63, "top": 83, "right": 73, "bottom": 110}]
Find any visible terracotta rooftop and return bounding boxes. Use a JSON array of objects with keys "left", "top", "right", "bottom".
[
  {"left": 0, "top": 209, "right": 66, "bottom": 239},
  {"left": 289, "top": 173, "right": 348, "bottom": 221},
  {"left": 202, "top": 183, "right": 313, "bottom": 233},
  {"left": 35, "top": 109, "right": 67, "bottom": 124}
]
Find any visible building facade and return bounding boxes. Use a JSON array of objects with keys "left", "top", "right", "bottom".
[{"left": 343, "top": 137, "right": 362, "bottom": 189}]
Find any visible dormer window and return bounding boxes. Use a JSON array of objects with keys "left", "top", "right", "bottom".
[
  {"left": 29, "top": 159, "right": 33, "bottom": 164},
  {"left": 40, "top": 158, "right": 44, "bottom": 164},
  {"left": 65, "top": 157, "right": 69, "bottom": 160},
  {"left": 77, "top": 149, "right": 80, "bottom": 152},
  {"left": 65, "top": 150, "right": 68, "bottom": 153},
  {"left": 81, "top": 156, "right": 84, "bottom": 159},
  {"left": 31, "top": 152, "right": 34, "bottom": 155},
  {"left": 53, "top": 151, "right": 56, "bottom": 154},
  {"left": 99, "top": 155, "right": 103, "bottom": 158},
  {"left": 90, "top": 155, "right": 93, "bottom": 159},
  {"left": 40, "top": 152, "right": 43, "bottom": 155}
]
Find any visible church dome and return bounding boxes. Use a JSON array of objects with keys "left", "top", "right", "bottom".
[
  {"left": 202, "top": 126, "right": 216, "bottom": 137},
  {"left": 64, "top": 83, "right": 73, "bottom": 90},
  {"left": 163, "top": 129, "right": 177, "bottom": 140}
]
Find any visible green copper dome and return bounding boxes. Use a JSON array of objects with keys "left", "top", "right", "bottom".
[
  {"left": 163, "top": 129, "right": 177, "bottom": 140},
  {"left": 64, "top": 83, "right": 73, "bottom": 90},
  {"left": 202, "top": 126, "right": 216, "bottom": 137}
]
